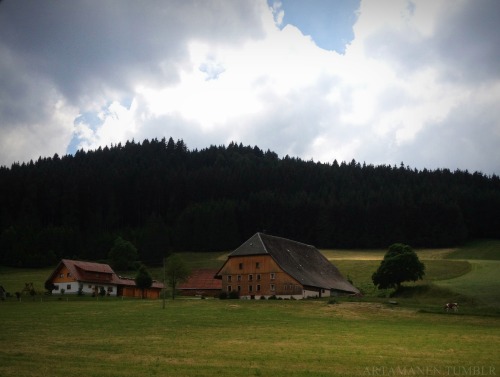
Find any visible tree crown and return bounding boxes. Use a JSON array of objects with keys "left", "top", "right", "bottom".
[{"left": 372, "top": 243, "right": 425, "bottom": 290}]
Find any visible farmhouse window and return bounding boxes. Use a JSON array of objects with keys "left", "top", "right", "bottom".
[
  {"left": 257, "top": 284, "right": 261, "bottom": 291},
  {"left": 270, "top": 284, "right": 275, "bottom": 291},
  {"left": 237, "top": 275, "right": 241, "bottom": 282},
  {"left": 67, "top": 273, "right": 71, "bottom": 277},
  {"left": 227, "top": 286, "right": 232, "bottom": 292},
  {"left": 54, "top": 285, "right": 59, "bottom": 290},
  {"left": 59, "top": 273, "right": 64, "bottom": 278},
  {"left": 66, "top": 284, "right": 71, "bottom": 290},
  {"left": 249, "top": 285, "right": 253, "bottom": 292},
  {"left": 237, "top": 286, "right": 241, "bottom": 292},
  {"left": 248, "top": 274, "right": 253, "bottom": 281},
  {"left": 88, "top": 285, "right": 92, "bottom": 288},
  {"left": 227, "top": 275, "right": 232, "bottom": 282},
  {"left": 270, "top": 273, "right": 276, "bottom": 280},
  {"left": 256, "top": 262, "right": 260, "bottom": 269},
  {"left": 256, "top": 274, "right": 261, "bottom": 281},
  {"left": 239, "top": 263, "right": 243, "bottom": 270},
  {"left": 107, "top": 287, "right": 113, "bottom": 292}
]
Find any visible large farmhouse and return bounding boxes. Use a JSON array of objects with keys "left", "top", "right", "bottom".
[
  {"left": 46, "top": 259, "right": 164, "bottom": 299},
  {"left": 215, "top": 233, "right": 359, "bottom": 299}
]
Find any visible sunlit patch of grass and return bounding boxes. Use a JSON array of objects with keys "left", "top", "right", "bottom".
[
  {"left": 435, "top": 260, "right": 500, "bottom": 308},
  {"left": 322, "top": 249, "right": 385, "bottom": 260}
]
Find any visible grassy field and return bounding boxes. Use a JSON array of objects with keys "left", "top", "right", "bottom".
[
  {"left": 1, "top": 298, "right": 499, "bottom": 377},
  {"left": 1, "top": 239, "right": 500, "bottom": 376}
]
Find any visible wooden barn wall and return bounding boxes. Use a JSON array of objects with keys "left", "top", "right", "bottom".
[{"left": 219, "top": 255, "right": 303, "bottom": 297}]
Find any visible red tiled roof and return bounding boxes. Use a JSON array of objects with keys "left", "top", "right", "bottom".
[
  {"left": 63, "top": 259, "right": 115, "bottom": 278},
  {"left": 115, "top": 276, "right": 164, "bottom": 289},
  {"left": 178, "top": 269, "right": 222, "bottom": 290}
]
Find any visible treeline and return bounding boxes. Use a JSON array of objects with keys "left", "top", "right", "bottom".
[{"left": 1, "top": 137, "right": 499, "bottom": 267}]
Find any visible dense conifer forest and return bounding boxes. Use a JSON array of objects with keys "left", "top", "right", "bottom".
[{"left": 1, "top": 137, "right": 499, "bottom": 267}]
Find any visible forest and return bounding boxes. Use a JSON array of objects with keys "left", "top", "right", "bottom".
[{"left": 1, "top": 137, "right": 499, "bottom": 267}]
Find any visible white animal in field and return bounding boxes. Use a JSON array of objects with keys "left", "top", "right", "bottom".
[{"left": 444, "top": 302, "right": 458, "bottom": 312}]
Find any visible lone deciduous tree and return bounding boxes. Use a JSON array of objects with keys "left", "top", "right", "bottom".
[
  {"left": 372, "top": 243, "right": 425, "bottom": 290},
  {"left": 165, "top": 254, "right": 190, "bottom": 300}
]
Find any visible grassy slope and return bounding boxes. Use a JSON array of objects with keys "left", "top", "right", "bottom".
[
  {"left": 0, "top": 299, "right": 499, "bottom": 377},
  {"left": 445, "top": 239, "right": 500, "bottom": 260},
  {"left": 0, "top": 266, "right": 54, "bottom": 294},
  {"left": 432, "top": 239, "right": 500, "bottom": 308},
  {"left": 435, "top": 260, "right": 500, "bottom": 308}
]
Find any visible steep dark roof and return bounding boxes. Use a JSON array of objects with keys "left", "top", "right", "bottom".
[{"left": 228, "top": 233, "right": 359, "bottom": 294}]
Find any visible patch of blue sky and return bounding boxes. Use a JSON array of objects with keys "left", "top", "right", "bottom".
[
  {"left": 66, "top": 135, "right": 84, "bottom": 155},
  {"left": 67, "top": 98, "right": 134, "bottom": 155},
  {"left": 199, "top": 59, "right": 226, "bottom": 80},
  {"left": 268, "top": 0, "right": 360, "bottom": 53},
  {"left": 67, "top": 111, "right": 101, "bottom": 154}
]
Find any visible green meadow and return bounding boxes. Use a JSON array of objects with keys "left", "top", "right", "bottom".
[{"left": 1, "top": 240, "right": 500, "bottom": 377}]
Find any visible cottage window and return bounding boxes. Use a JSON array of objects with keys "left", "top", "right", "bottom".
[
  {"left": 54, "top": 285, "right": 59, "bottom": 290},
  {"left": 248, "top": 274, "right": 253, "bottom": 281},
  {"left": 227, "top": 275, "right": 232, "bottom": 282},
  {"left": 67, "top": 273, "right": 71, "bottom": 277},
  {"left": 270, "top": 284, "right": 275, "bottom": 291},
  {"left": 88, "top": 285, "right": 92, "bottom": 288},
  {"left": 107, "top": 287, "right": 113, "bottom": 292},
  {"left": 239, "top": 263, "right": 243, "bottom": 270},
  {"left": 59, "top": 274, "right": 64, "bottom": 278},
  {"left": 66, "top": 284, "right": 71, "bottom": 290},
  {"left": 270, "top": 273, "right": 276, "bottom": 280}
]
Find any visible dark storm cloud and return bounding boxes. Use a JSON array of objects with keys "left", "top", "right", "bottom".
[
  {"left": 434, "top": 0, "right": 500, "bottom": 83},
  {"left": 0, "top": 0, "right": 265, "bottom": 107}
]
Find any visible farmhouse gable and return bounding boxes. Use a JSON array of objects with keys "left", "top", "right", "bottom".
[
  {"left": 46, "top": 259, "right": 164, "bottom": 299},
  {"left": 216, "top": 233, "right": 359, "bottom": 299}
]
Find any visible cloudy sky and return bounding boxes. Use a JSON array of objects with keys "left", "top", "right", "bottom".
[{"left": 1, "top": 0, "right": 499, "bottom": 175}]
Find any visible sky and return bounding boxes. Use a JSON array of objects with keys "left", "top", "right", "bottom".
[{"left": 0, "top": 0, "right": 499, "bottom": 175}]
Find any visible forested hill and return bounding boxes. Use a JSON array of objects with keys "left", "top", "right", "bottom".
[{"left": 1, "top": 137, "right": 499, "bottom": 267}]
